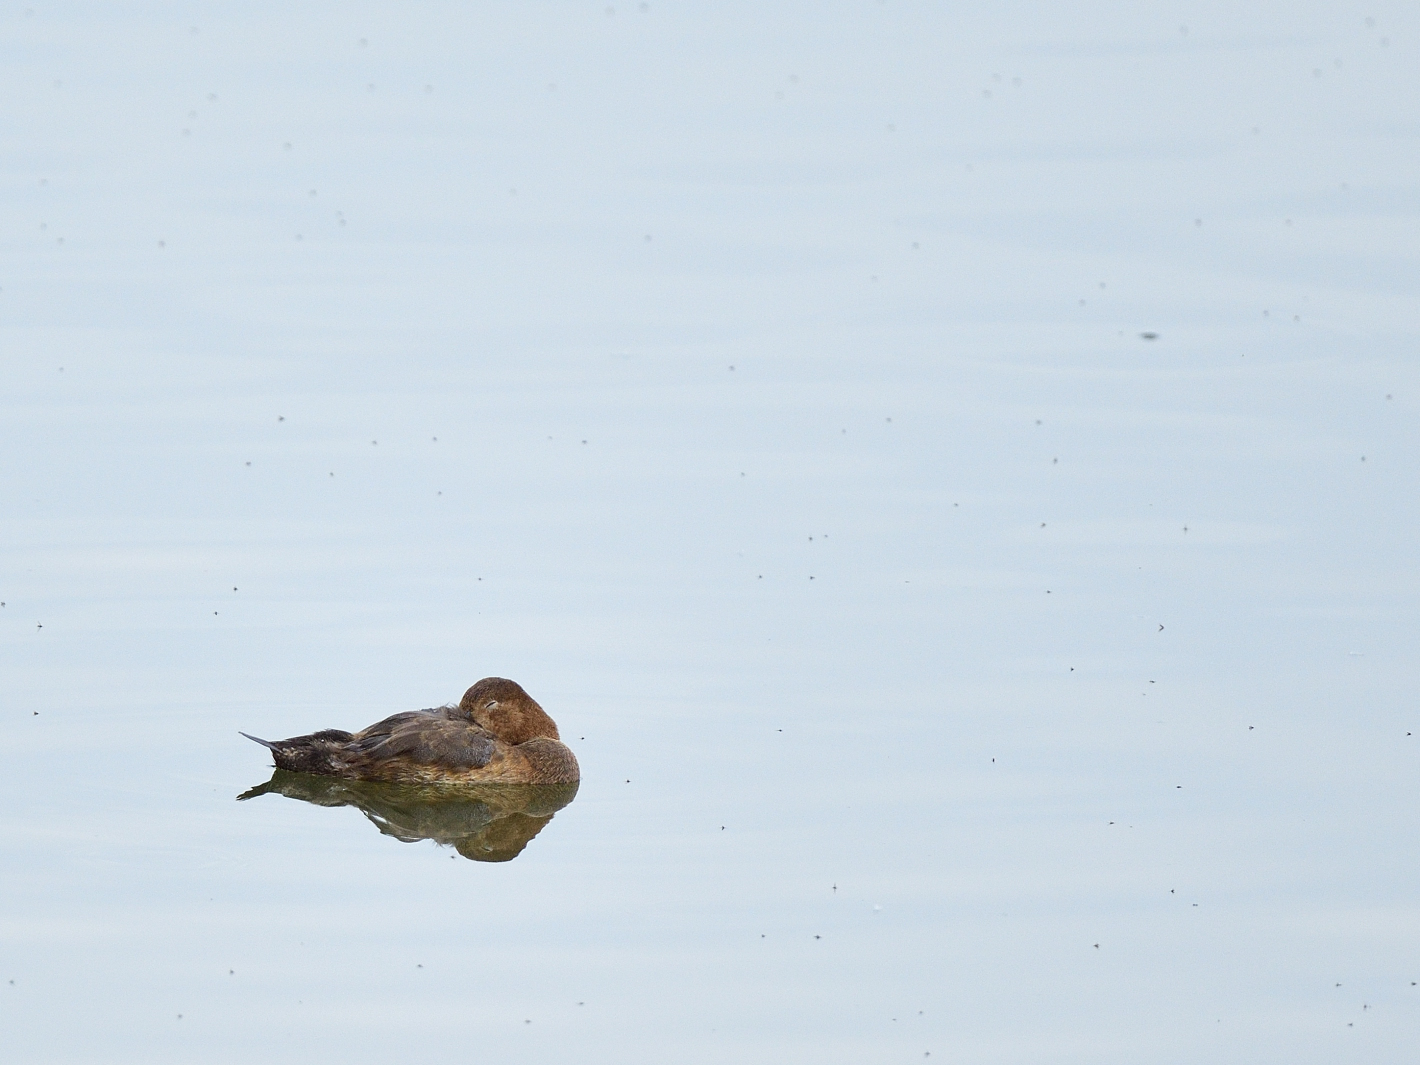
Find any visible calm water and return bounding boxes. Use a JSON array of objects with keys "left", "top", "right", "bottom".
[{"left": 3, "top": 3, "right": 1419, "bottom": 1061}]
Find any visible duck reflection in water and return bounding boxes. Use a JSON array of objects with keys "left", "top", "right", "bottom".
[{"left": 238, "top": 772, "right": 579, "bottom": 862}]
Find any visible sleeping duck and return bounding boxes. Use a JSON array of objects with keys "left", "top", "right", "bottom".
[{"left": 241, "top": 677, "right": 579, "bottom": 785}]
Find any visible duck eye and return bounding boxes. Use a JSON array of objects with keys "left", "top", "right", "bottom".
[{"left": 483, "top": 699, "right": 499, "bottom": 709}]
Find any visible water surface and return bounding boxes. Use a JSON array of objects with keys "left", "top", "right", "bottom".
[{"left": 3, "top": 3, "right": 1418, "bottom": 1061}]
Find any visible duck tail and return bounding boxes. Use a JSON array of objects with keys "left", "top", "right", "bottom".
[{"left": 240, "top": 730, "right": 348, "bottom": 775}]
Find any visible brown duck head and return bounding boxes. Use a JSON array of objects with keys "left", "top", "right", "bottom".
[{"left": 459, "top": 677, "right": 561, "bottom": 745}]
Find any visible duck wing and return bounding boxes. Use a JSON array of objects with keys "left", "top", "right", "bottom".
[{"left": 346, "top": 710, "right": 498, "bottom": 771}]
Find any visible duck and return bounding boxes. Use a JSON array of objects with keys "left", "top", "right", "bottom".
[{"left": 240, "top": 677, "right": 579, "bottom": 785}]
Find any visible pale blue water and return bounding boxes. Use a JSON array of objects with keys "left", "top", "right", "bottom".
[{"left": 3, "top": 3, "right": 1419, "bottom": 1061}]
